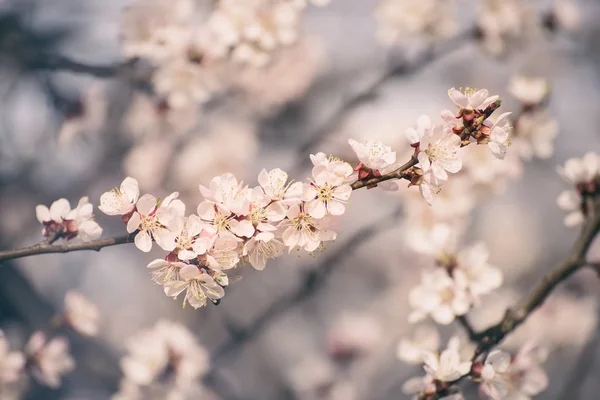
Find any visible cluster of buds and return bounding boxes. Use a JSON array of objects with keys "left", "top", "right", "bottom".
[
  {"left": 557, "top": 152, "right": 600, "bottom": 227},
  {"left": 35, "top": 197, "right": 102, "bottom": 243},
  {"left": 403, "top": 88, "right": 510, "bottom": 204}
]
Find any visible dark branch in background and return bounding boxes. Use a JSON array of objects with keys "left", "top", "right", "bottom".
[
  {"left": 456, "top": 315, "right": 478, "bottom": 342},
  {"left": 291, "top": 26, "right": 478, "bottom": 174},
  {"left": 206, "top": 206, "right": 403, "bottom": 369},
  {"left": 471, "top": 208, "right": 600, "bottom": 356}
]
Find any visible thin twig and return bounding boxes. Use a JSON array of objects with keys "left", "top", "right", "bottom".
[
  {"left": 0, "top": 234, "right": 135, "bottom": 263},
  {"left": 456, "top": 315, "right": 478, "bottom": 342}
]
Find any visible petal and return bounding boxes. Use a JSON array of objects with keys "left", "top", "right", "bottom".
[
  {"left": 136, "top": 194, "right": 157, "bottom": 215},
  {"left": 126, "top": 212, "right": 141, "bottom": 233},
  {"left": 134, "top": 231, "right": 153, "bottom": 252},
  {"left": 164, "top": 281, "right": 188, "bottom": 297},
  {"left": 333, "top": 184, "right": 352, "bottom": 201},
  {"left": 487, "top": 350, "right": 511, "bottom": 373},
  {"left": 50, "top": 199, "right": 71, "bottom": 221},
  {"left": 121, "top": 177, "right": 140, "bottom": 203},
  {"left": 147, "top": 259, "right": 168, "bottom": 269},
  {"left": 36, "top": 205, "right": 50, "bottom": 223},
  {"left": 448, "top": 88, "right": 469, "bottom": 108},
  {"left": 179, "top": 265, "right": 200, "bottom": 280},
  {"left": 404, "top": 127, "right": 420, "bottom": 144},
  {"left": 327, "top": 200, "right": 346, "bottom": 216},
  {"left": 305, "top": 199, "right": 327, "bottom": 219}
]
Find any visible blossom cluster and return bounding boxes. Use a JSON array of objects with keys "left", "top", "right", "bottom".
[
  {"left": 113, "top": 320, "right": 212, "bottom": 400},
  {"left": 35, "top": 197, "right": 102, "bottom": 243},
  {"left": 557, "top": 152, "right": 600, "bottom": 227},
  {"left": 399, "top": 334, "right": 548, "bottom": 400},
  {"left": 119, "top": 0, "right": 331, "bottom": 110},
  {"left": 0, "top": 292, "right": 99, "bottom": 397}
]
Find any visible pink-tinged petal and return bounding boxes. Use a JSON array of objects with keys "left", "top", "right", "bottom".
[
  {"left": 98, "top": 192, "right": 120, "bottom": 215},
  {"left": 198, "top": 184, "right": 213, "bottom": 200},
  {"left": 564, "top": 211, "right": 584, "bottom": 227},
  {"left": 327, "top": 200, "right": 346, "bottom": 216},
  {"left": 488, "top": 142, "right": 506, "bottom": 160},
  {"left": 382, "top": 151, "right": 397, "bottom": 165},
  {"left": 556, "top": 190, "right": 579, "bottom": 211},
  {"left": 417, "top": 152, "right": 430, "bottom": 172},
  {"left": 198, "top": 275, "right": 225, "bottom": 299},
  {"left": 282, "top": 227, "right": 300, "bottom": 250},
  {"left": 469, "top": 89, "right": 489, "bottom": 109},
  {"left": 265, "top": 202, "right": 286, "bottom": 222},
  {"left": 134, "top": 231, "right": 153, "bottom": 252},
  {"left": 197, "top": 201, "right": 217, "bottom": 221},
  {"left": 249, "top": 250, "right": 267, "bottom": 270},
  {"left": 257, "top": 169, "right": 270, "bottom": 190},
  {"left": 229, "top": 219, "right": 254, "bottom": 238},
  {"left": 318, "top": 227, "right": 337, "bottom": 242},
  {"left": 309, "top": 152, "right": 328, "bottom": 167},
  {"left": 36, "top": 205, "right": 50, "bottom": 223},
  {"left": 286, "top": 204, "right": 300, "bottom": 219},
  {"left": 404, "top": 127, "right": 420, "bottom": 144},
  {"left": 438, "top": 158, "right": 462, "bottom": 173},
  {"left": 305, "top": 199, "right": 326, "bottom": 219},
  {"left": 78, "top": 221, "right": 103, "bottom": 240},
  {"left": 179, "top": 264, "right": 200, "bottom": 280},
  {"left": 186, "top": 214, "right": 204, "bottom": 236},
  {"left": 417, "top": 114, "right": 431, "bottom": 132},
  {"left": 431, "top": 305, "right": 455, "bottom": 325},
  {"left": 147, "top": 259, "right": 168, "bottom": 269},
  {"left": 256, "top": 231, "right": 275, "bottom": 242},
  {"left": 257, "top": 222, "right": 277, "bottom": 232},
  {"left": 431, "top": 163, "right": 448, "bottom": 181},
  {"left": 441, "top": 109, "right": 457, "bottom": 122},
  {"left": 419, "top": 184, "right": 433, "bottom": 205},
  {"left": 154, "top": 228, "right": 177, "bottom": 251},
  {"left": 487, "top": 350, "right": 511, "bottom": 373},
  {"left": 164, "top": 281, "right": 188, "bottom": 297},
  {"left": 448, "top": 88, "right": 469, "bottom": 108},
  {"left": 126, "top": 212, "right": 141, "bottom": 233},
  {"left": 136, "top": 194, "right": 156, "bottom": 216},
  {"left": 333, "top": 184, "right": 352, "bottom": 201},
  {"left": 178, "top": 250, "right": 197, "bottom": 260},
  {"left": 120, "top": 177, "right": 139, "bottom": 203},
  {"left": 479, "top": 94, "right": 499, "bottom": 110},
  {"left": 50, "top": 198, "right": 71, "bottom": 221}
]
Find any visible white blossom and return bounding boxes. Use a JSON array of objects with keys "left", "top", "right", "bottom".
[
  {"left": 126, "top": 192, "right": 185, "bottom": 252},
  {"left": 147, "top": 259, "right": 187, "bottom": 285},
  {"left": 486, "top": 112, "right": 512, "bottom": 160},
  {"left": 99, "top": 177, "right": 140, "bottom": 216},
  {"left": 0, "top": 331, "right": 24, "bottom": 385},
  {"left": 508, "top": 76, "right": 550, "bottom": 106},
  {"left": 417, "top": 124, "right": 463, "bottom": 184},
  {"left": 480, "top": 349, "right": 512, "bottom": 400},
  {"left": 453, "top": 242, "right": 503, "bottom": 303},
  {"left": 164, "top": 265, "right": 225, "bottom": 309},
  {"left": 556, "top": 152, "right": 600, "bottom": 227},
  {"left": 397, "top": 325, "right": 440, "bottom": 364},
  {"left": 25, "top": 332, "right": 74, "bottom": 388},
  {"left": 280, "top": 204, "right": 337, "bottom": 252},
  {"left": 36, "top": 197, "right": 102, "bottom": 242},
  {"left": 242, "top": 232, "right": 283, "bottom": 270},
  {"left": 448, "top": 88, "right": 499, "bottom": 113},
  {"left": 513, "top": 110, "right": 559, "bottom": 160},
  {"left": 409, "top": 269, "right": 470, "bottom": 325},
  {"left": 302, "top": 160, "right": 353, "bottom": 219},
  {"left": 348, "top": 138, "right": 397, "bottom": 173},
  {"left": 64, "top": 291, "right": 100, "bottom": 336}
]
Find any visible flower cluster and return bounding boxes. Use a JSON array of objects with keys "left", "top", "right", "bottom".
[
  {"left": 102, "top": 157, "right": 353, "bottom": 308},
  {"left": 403, "top": 88, "right": 508, "bottom": 205},
  {"left": 36, "top": 197, "right": 102, "bottom": 243},
  {"left": 557, "top": 152, "right": 600, "bottom": 227},
  {"left": 119, "top": 0, "right": 332, "bottom": 109},
  {"left": 401, "top": 336, "right": 548, "bottom": 400},
  {"left": 113, "top": 320, "right": 212, "bottom": 400}
]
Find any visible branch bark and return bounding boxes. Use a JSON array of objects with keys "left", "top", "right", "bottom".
[{"left": 0, "top": 234, "right": 135, "bottom": 263}]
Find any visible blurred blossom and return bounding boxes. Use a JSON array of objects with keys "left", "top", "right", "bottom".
[
  {"left": 513, "top": 110, "right": 559, "bottom": 160},
  {"left": 114, "top": 320, "right": 210, "bottom": 400},
  {"left": 508, "top": 76, "right": 550, "bottom": 107},
  {"left": 123, "top": 139, "right": 175, "bottom": 191},
  {"left": 35, "top": 197, "right": 103, "bottom": 243},
  {"left": 557, "top": 152, "right": 600, "bottom": 227},
  {"left": 64, "top": 291, "right": 100, "bottom": 336},
  {"left": 374, "top": 0, "right": 458, "bottom": 45},
  {"left": 286, "top": 355, "right": 336, "bottom": 399},
  {"left": 25, "top": 332, "right": 75, "bottom": 388},
  {"left": 232, "top": 38, "right": 325, "bottom": 115},
  {"left": 476, "top": 0, "right": 540, "bottom": 56},
  {"left": 552, "top": 0, "right": 581, "bottom": 32},
  {"left": 0, "top": 331, "right": 25, "bottom": 385},
  {"left": 57, "top": 83, "right": 107, "bottom": 145},
  {"left": 326, "top": 312, "right": 383, "bottom": 359},
  {"left": 172, "top": 120, "right": 258, "bottom": 191},
  {"left": 397, "top": 325, "right": 440, "bottom": 364},
  {"left": 124, "top": 94, "right": 199, "bottom": 139}
]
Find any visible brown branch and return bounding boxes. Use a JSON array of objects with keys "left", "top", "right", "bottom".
[
  {"left": 350, "top": 156, "right": 418, "bottom": 190},
  {"left": 0, "top": 234, "right": 135, "bottom": 263},
  {"left": 472, "top": 208, "right": 600, "bottom": 355}
]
